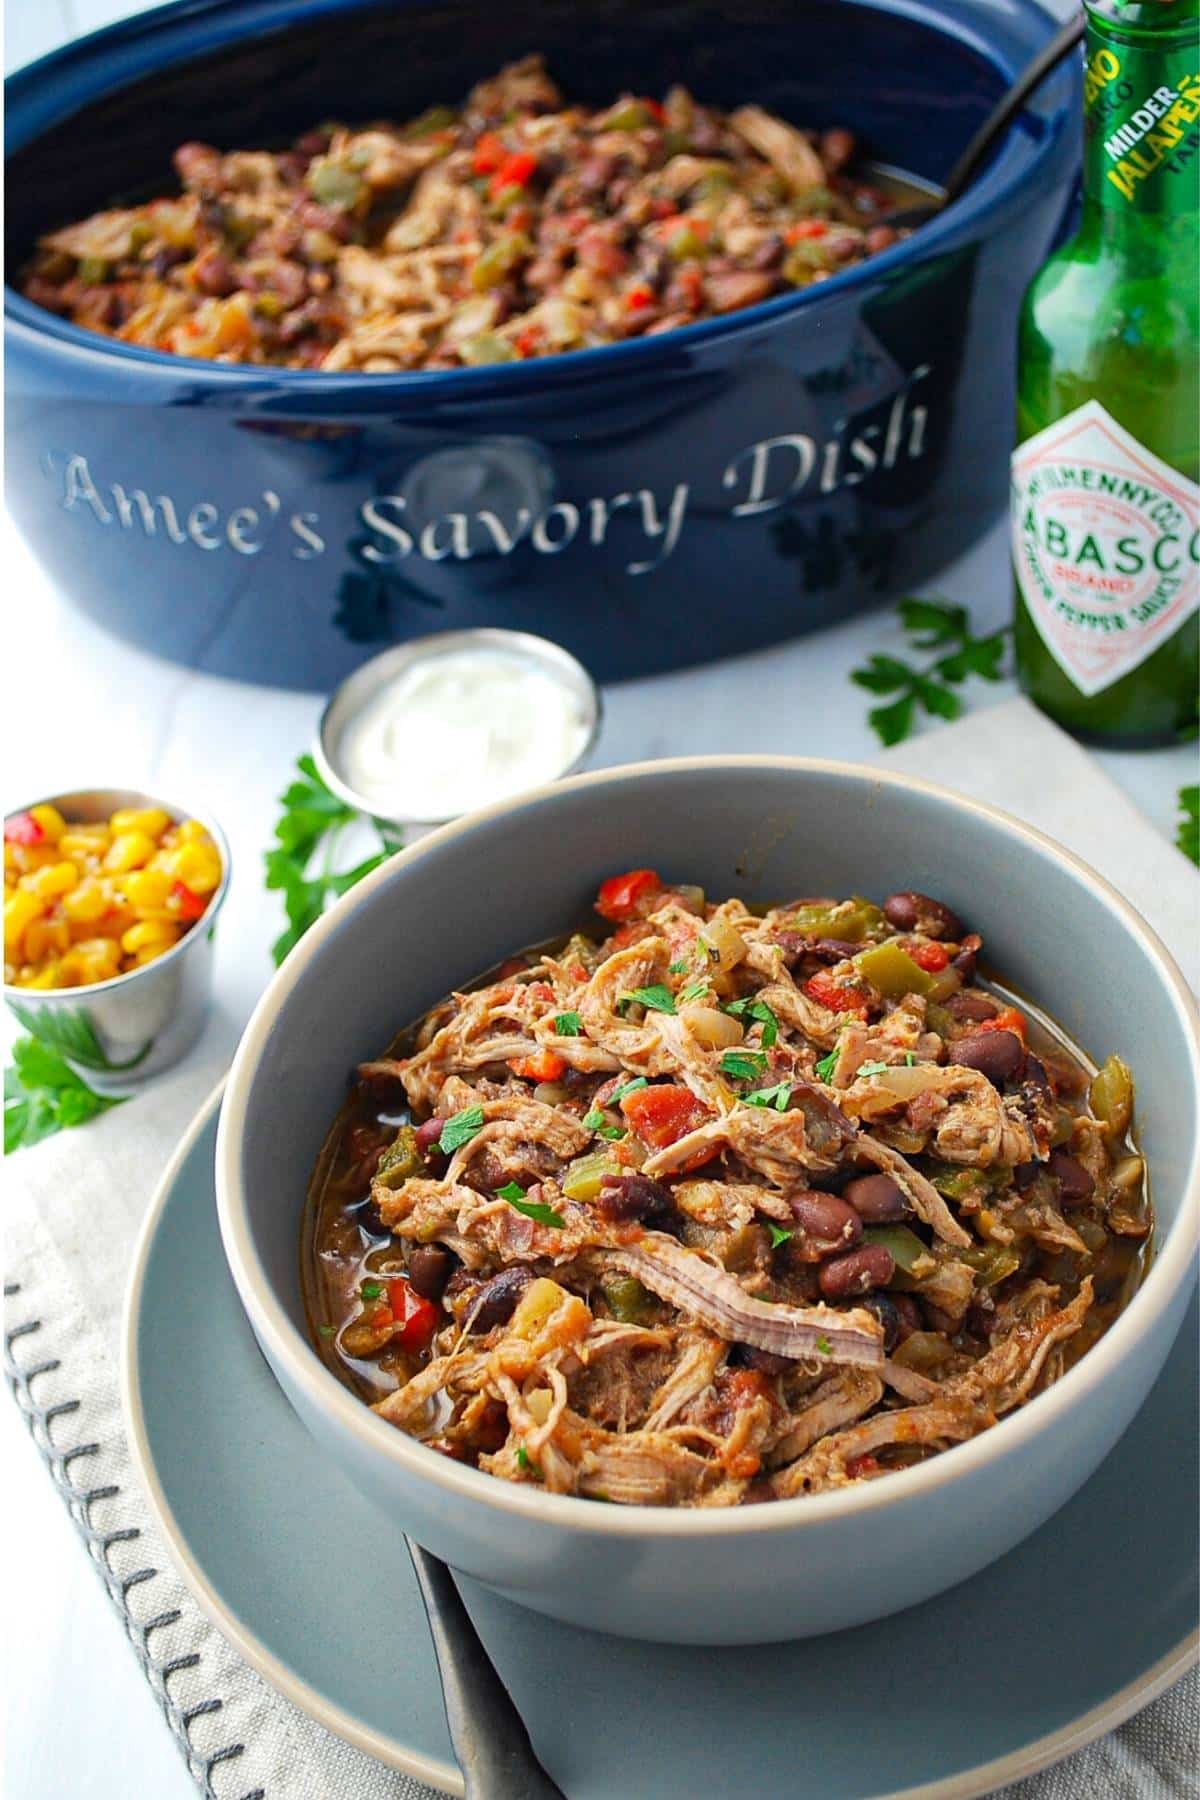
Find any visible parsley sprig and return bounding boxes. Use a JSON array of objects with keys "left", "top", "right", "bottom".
[
  {"left": 5, "top": 1036, "right": 125, "bottom": 1153},
  {"left": 264, "top": 754, "right": 403, "bottom": 966},
  {"left": 851, "top": 597, "right": 1009, "bottom": 747},
  {"left": 1177, "top": 785, "right": 1199, "bottom": 866},
  {"left": 496, "top": 1180, "right": 565, "bottom": 1228}
]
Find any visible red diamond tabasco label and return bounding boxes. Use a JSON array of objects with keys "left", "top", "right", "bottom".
[{"left": 1012, "top": 399, "right": 1199, "bottom": 697}]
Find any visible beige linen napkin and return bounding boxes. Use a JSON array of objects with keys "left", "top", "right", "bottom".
[{"left": 5, "top": 697, "right": 1197, "bottom": 1799}]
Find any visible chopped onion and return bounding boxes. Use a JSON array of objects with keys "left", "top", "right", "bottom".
[
  {"left": 680, "top": 1004, "right": 743, "bottom": 1049},
  {"left": 699, "top": 916, "right": 748, "bottom": 971}
]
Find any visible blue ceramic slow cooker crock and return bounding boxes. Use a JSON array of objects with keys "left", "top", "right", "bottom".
[{"left": 5, "top": 0, "right": 1080, "bottom": 689}]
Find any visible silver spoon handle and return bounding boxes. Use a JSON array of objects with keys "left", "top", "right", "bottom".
[
  {"left": 942, "top": 11, "right": 1086, "bottom": 207},
  {"left": 406, "top": 1538, "right": 568, "bottom": 1800}
]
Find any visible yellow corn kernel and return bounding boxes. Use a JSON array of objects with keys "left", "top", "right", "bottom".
[
  {"left": 9, "top": 843, "right": 60, "bottom": 875},
  {"left": 61, "top": 940, "right": 122, "bottom": 986},
  {"left": 63, "top": 879, "right": 113, "bottom": 925},
  {"left": 23, "top": 915, "right": 72, "bottom": 962},
  {"left": 59, "top": 826, "right": 111, "bottom": 857},
  {"left": 175, "top": 818, "right": 211, "bottom": 844},
  {"left": 26, "top": 859, "right": 79, "bottom": 900},
  {"left": 104, "top": 830, "right": 157, "bottom": 874},
  {"left": 110, "top": 806, "right": 173, "bottom": 839},
  {"left": 169, "top": 841, "right": 222, "bottom": 894},
  {"left": 25, "top": 960, "right": 63, "bottom": 989},
  {"left": 120, "top": 918, "right": 181, "bottom": 955},
  {"left": 4, "top": 888, "right": 43, "bottom": 956},
  {"left": 131, "top": 942, "right": 174, "bottom": 967},
  {"left": 122, "top": 867, "right": 174, "bottom": 911},
  {"left": 28, "top": 803, "right": 67, "bottom": 844}
]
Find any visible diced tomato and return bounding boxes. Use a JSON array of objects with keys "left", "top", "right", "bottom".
[
  {"left": 4, "top": 811, "right": 44, "bottom": 846},
  {"left": 472, "top": 131, "right": 506, "bottom": 174},
  {"left": 509, "top": 1048, "right": 568, "bottom": 1082},
  {"left": 170, "top": 878, "right": 207, "bottom": 921},
  {"left": 570, "top": 963, "right": 589, "bottom": 982},
  {"left": 643, "top": 96, "right": 666, "bottom": 121},
  {"left": 906, "top": 939, "right": 950, "bottom": 973},
  {"left": 650, "top": 196, "right": 680, "bottom": 219},
  {"left": 514, "top": 325, "right": 540, "bottom": 356},
  {"left": 625, "top": 283, "right": 655, "bottom": 311},
  {"left": 488, "top": 150, "right": 537, "bottom": 197},
  {"left": 785, "top": 220, "right": 829, "bottom": 241},
  {"left": 528, "top": 981, "right": 555, "bottom": 1003},
  {"left": 387, "top": 1278, "right": 441, "bottom": 1350},
  {"left": 723, "top": 1367, "right": 767, "bottom": 1407},
  {"left": 596, "top": 868, "right": 663, "bottom": 921},
  {"left": 804, "top": 968, "right": 871, "bottom": 1015},
  {"left": 620, "top": 1083, "right": 709, "bottom": 1150},
  {"left": 978, "top": 1005, "right": 1027, "bottom": 1041},
  {"left": 845, "top": 1452, "right": 880, "bottom": 1479}
]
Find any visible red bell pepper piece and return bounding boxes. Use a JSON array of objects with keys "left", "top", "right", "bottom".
[
  {"left": 387, "top": 1277, "right": 440, "bottom": 1351},
  {"left": 488, "top": 150, "right": 537, "bottom": 197},
  {"left": 595, "top": 868, "right": 662, "bottom": 921},
  {"left": 977, "top": 1005, "right": 1027, "bottom": 1041},
  {"left": 785, "top": 220, "right": 828, "bottom": 241},
  {"left": 625, "top": 282, "right": 655, "bottom": 311},
  {"left": 170, "top": 878, "right": 207, "bottom": 921},
  {"left": 4, "top": 811, "right": 44, "bottom": 846},
  {"left": 471, "top": 131, "right": 506, "bottom": 174}
]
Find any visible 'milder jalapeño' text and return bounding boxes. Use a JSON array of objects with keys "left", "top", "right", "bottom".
[{"left": 1087, "top": 48, "right": 1200, "bottom": 201}]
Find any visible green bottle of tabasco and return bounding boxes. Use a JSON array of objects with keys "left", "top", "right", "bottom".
[{"left": 1012, "top": 0, "right": 1199, "bottom": 745}]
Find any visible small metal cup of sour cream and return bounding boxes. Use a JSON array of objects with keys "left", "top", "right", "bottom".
[{"left": 315, "top": 629, "right": 602, "bottom": 827}]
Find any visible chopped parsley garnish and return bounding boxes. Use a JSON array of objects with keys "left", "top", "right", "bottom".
[
  {"left": 617, "top": 984, "right": 676, "bottom": 1015},
  {"left": 496, "top": 1181, "right": 565, "bottom": 1227},
  {"left": 438, "top": 1105, "right": 485, "bottom": 1153},
  {"left": 813, "top": 1048, "right": 839, "bottom": 1082},
  {"left": 676, "top": 979, "right": 711, "bottom": 1004},
  {"left": 554, "top": 1011, "right": 582, "bottom": 1036},
  {"left": 904, "top": 1051, "right": 917, "bottom": 1066},
  {"left": 516, "top": 1444, "right": 530, "bottom": 1469},
  {"left": 722, "top": 996, "right": 779, "bottom": 1047},
  {"left": 743, "top": 1081, "right": 793, "bottom": 1112},
  {"left": 766, "top": 1223, "right": 793, "bottom": 1248},
  {"left": 582, "top": 1108, "right": 607, "bottom": 1129},
  {"left": 360, "top": 1279, "right": 385, "bottom": 1300},
  {"left": 719, "top": 1049, "right": 768, "bottom": 1083},
  {"left": 597, "top": 1123, "right": 627, "bottom": 1140},
  {"left": 611, "top": 1076, "right": 648, "bottom": 1104},
  {"left": 857, "top": 1059, "right": 891, "bottom": 1077},
  {"left": 668, "top": 958, "right": 689, "bottom": 974},
  {"left": 815, "top": 1333, "right": 833, "bottom": 1356}
]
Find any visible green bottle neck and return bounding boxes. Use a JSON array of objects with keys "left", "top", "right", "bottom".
[{"left": 1082, "top": 2, "right": 1200, "bottom": 215}]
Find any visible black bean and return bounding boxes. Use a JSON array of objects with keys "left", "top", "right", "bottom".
[
  {"left": 356, "top": 1194, "right": 389, "bottom": 1238},
  {"left": 1048, "top": 1149, "right": 1096, "bottom": 1207},
  {"left": 819, "top": 1242, "right": 895, "bottom": 1298},
  {"left": 883, "top": 890, "right": 965, "bottom": 940},
  {"left": 728, "top": 1343, "right": 791, "bottom": 1375},
  {"left": 596, "top": 1173, "right": 676, "bottom": 1227},
  {"left": 945, "top": 990, "right": 998, "bottom": 1023},
  {"left": 807, "top": 937, "right": 864, "bottom": 964},
  {"left": 890, "top": 1292, "right": 922, "bottom": 1343},
  {"left": 1013, "top": 1160, "right": 1039, "bottom": 1193},
  {"left": 952, "top": 933, "right": 982, "bottom": 981},
  {"left": 842, "top": 1172, "right": 909, "bottom": 1222},
  {"left": 466, "top": 1266, "right": 533, "bottom": 1332},
  {"left": 414, "top": 1117, "right": 445, "bottom": 1153},
  {"left": 408, "top": 1245, "right": 455, "bottom": 1300},
  {"left": 860, "top": 1292, "right": 901, "bottom": 1351},
  {"left": 952, "top": 1028, "right": 1025, "bottom": 1086},
  {"left": 788, "top": 1189, "right": 862, "bottom": 1258}
]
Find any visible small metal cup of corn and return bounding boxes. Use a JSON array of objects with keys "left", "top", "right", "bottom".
[{"left": 3, "top": 787, "right": 231, "bottom": 1091}]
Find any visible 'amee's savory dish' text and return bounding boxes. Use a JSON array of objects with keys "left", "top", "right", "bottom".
[{"left": 305, "top": 873, "right": 1149, "bottom": 1506}]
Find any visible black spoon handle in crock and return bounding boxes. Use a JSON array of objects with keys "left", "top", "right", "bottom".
[
  {"left": 405, "top": 1537, "right": 568, "bottom": 1800},
  {"left": 886, "top": 10, "right": 1086, "bottom": 224}
]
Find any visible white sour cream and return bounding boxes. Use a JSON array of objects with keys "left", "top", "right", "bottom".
[{"left": 336, "top": 647, "right": 593, "bottom": 821}]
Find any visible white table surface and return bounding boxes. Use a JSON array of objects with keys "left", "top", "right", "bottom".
[{"left": 3, "top": 4, "right": 1196, "bottom": 1795}]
